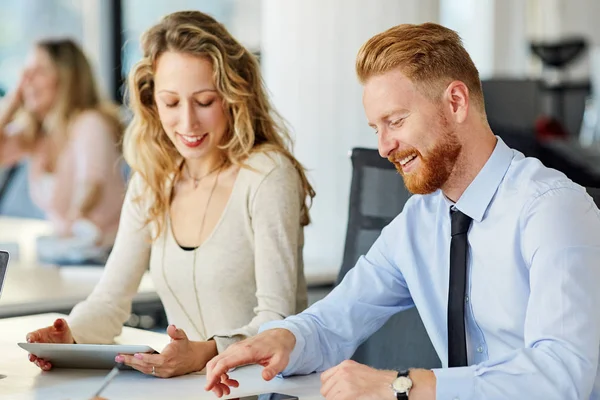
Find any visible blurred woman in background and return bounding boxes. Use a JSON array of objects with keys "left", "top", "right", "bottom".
[{"left": 0, "top": 39, "right": 125, "bottom": 262}]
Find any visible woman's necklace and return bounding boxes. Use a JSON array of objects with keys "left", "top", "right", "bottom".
[{"left": 186, "top": 161, "right": 224, "bottom": 189}]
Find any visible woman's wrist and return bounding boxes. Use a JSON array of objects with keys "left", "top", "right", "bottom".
[
  {"left": 8, "top": 91, "right": 22, "bottom": 111},
  {"left": 0, "top": 93, "right": 21, "bottom": 129},
  {"left": 192, "top": 340, "right": 218, "bottom": 371}
]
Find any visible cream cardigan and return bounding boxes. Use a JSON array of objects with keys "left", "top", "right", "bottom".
[{"left": 67, "top": 151, "right": 308, "bottom": 353}]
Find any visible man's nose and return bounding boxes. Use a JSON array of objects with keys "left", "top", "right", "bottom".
[{"left": 378, "top": 129, "right": 398, "bottom": 158}]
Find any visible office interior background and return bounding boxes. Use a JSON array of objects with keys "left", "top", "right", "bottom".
[{"left": 1, "top": 0, "right": 600, "bottom": 327}]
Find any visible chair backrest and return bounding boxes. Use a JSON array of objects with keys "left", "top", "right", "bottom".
[
  {"left": 489, "top": 124, "right": 542, "bottom": 160},
  {"left": 539, "top": 140, "right": 600, "bottom": 188},
  {"left": 0, "top": 251, "right": 8, "bottom": 299},
  {"left": 338, "top": 147, "right": 441, "bottom": 370},
  {"left": 482, "top": 78, "right": 542, "bottom": 133},
  {"left": 0, "top": 161, "right": 45, "bottom": 219},
  {"left": 0, "top": 165, "right": 19, "bottom": 204},
  {"left": 586, "top": 187, "right": 600, "bottom": 208}
]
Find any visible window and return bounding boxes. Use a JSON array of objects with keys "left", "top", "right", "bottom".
[
  {"left": 0, "top": 0, "right": 85, "bottom": 95},
  {"left": 121, "top": 0, "right": 237, "bottom": 76}
]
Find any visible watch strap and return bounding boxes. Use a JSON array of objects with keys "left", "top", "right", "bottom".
[{"left": 395, "top": 370, "right": 410, "bottom": 400}]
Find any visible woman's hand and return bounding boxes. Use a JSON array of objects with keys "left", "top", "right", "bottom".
[
  {"left": 0, "top": 69, "right": 30, "bottom": 129},
  {"left": 117, "top": 325, "right": 217, "bottom": 378},
  {"left": 9, "top": 69, "right": 30, "bottom": 110},
  {"left": 25, "top": 318, "right": 75, "bottom": 371}
]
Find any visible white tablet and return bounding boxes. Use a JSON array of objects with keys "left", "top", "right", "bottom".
[{"left": 18, "top": 342, "right": 158, "bottom": 370}]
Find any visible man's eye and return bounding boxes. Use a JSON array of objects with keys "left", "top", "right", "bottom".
[{"left": 390, "top": 118, "right": 404, "bottom": 128}]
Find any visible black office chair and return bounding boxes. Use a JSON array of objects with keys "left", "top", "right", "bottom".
[
  {"left": 490, "top": 124, "right": 542, "bottom": 160},
  {"left": 337, "top": 148, "right": 441, "bottom": 370},
  {"left": 482, "top": 78, "right": 542, "bottom": 134},
  {"left": 586, "top": 187, "right": 600, "bottom": 208},
  {"left": 0, "top": 165, "right": 19, "bottom": 207},
  {"left": 531, "top": 37, "right": 589, "bottom": 133},
  {"left": 0, "top": 161, "right": 46, "bottom": 219}
]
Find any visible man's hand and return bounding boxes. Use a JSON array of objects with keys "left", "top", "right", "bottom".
[
  {"left": 321, "top": 362, "right": 437, "bottom": 400},
  {"left": 117, "top": 325, "right": 216, "bottom": 378},
  {"left": 204, "top": 328, "right": 296, "bottom": 398},
  {"left": 320, "top": 360, "right": 397, "bottom": 400},
  {"left": 406, "top": 369, "right": 436, "bottom": 400}
]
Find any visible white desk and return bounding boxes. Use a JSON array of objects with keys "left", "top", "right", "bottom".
[
  {"left": 0, "top": 314, "right": 323, "bottom": 400},
  {"left": 0, "top": 217, "right": 53, "bottom": 266},
  {"left": 0, "top": 217, "right": 161, "bottom": 321},
  {"left": 0, "top": 266, "right": 158, "bottom": 318}
]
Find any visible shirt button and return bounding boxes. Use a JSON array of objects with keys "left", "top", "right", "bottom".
[
  {"left": 465, "top": 295, "right": 469, "bottom": 303},
  {"left": 477, "top": 346, "right": 484, "bottom": 353}
]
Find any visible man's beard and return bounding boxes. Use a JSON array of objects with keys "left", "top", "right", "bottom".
[{"left": 388, "top": 128, "right": 461, "bottom": 195}]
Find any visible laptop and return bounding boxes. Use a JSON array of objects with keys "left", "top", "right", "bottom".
[
  {"left": 0, "top": 250, "right": 8, "bottom": 380},
  {"left": 0, "top": 251, "right": 9, "bottom": 299}
]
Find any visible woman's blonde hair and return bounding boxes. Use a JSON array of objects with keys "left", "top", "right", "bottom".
[
  {"left": 123, "top": 10, "right": 315, "bottom": 238},
  {"left": 19, "top": 38, "right": 122, "bottom": 169}
]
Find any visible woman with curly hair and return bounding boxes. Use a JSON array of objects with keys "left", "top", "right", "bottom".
[{"left": 25, "top": 10, "right": 315, "bottom": 378}]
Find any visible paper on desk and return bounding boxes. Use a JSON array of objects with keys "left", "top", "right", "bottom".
[{"left": 114, "top": 327, "right": 171, "bottom": 353}]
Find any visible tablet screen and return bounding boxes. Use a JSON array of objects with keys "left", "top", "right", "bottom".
[{"left": 0, "top": 251, "right": 8, "bottom": 299}]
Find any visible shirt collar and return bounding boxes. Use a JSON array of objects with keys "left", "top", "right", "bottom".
[{"left": 451, "top": 136, "right": 514, "bottom": 223}]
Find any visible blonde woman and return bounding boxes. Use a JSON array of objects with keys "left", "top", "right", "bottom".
[
  {"left": 0, "top": 39, "right": 125, "bottom": 258},
  {"left": 26, "top": 11, "right": 315, "bottom": 378}
]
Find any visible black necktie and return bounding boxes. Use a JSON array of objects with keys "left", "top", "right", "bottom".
[{"left": 448, "top": 208, "right": 472, "bottom": 367}]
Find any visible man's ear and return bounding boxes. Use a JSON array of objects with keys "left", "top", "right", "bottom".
[{"left": 444, "top": 81, "right": 469, "bottom": 124}]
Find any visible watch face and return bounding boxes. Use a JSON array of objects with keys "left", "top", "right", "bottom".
[{"left": 392, "top": 376, "right": 413, "bottom": 393}]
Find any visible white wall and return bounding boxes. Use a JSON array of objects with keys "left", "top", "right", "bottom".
[
  {"left": 492, "top": 0, "right": 528, "bottom": 77},
  {"left": 546, "top": 0, "right": 600, "bottom": 80},
  {"left": 229, "top": 0, "right": 262, "bottom": 52},
  {"left": 441, "top": 0, "right": 495, "bottom": 78},
  {"left": 261, "top": 0, "right": 439, "bottom": 271},
  {"left": 558, "top": 0, "right": 600, "bottom": 44},
  {"left": 441, "top": 0, "right": 528, "bottom": 79}
]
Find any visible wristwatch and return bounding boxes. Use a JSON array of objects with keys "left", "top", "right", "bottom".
[{"left": 391, "top": 370, "right": 413, "bottom": 400}]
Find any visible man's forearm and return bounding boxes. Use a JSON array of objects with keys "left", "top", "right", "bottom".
[{"left": 409, "top": 369, "right": 436, "bottom": 400}]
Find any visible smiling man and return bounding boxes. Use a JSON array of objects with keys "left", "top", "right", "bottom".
[{"left": 204, "top": 23, "right": 600, "bottom": 400}]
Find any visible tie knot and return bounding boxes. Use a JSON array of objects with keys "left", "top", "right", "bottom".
[{"left": 451, "top": 208, "right": 472, "bottom": 236}]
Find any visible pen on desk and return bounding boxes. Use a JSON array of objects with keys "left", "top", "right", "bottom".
[{"left": 90, "top": 362, "right": 123, "bottom": 399}]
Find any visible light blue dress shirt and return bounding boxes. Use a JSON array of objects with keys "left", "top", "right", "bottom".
[{"left": 261, "top": 137, "right": 600, "bottom": 399}]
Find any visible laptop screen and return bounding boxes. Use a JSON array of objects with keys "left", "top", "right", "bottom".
[{"left": 0, "top": 251, "right": 9, "bottom": 298}]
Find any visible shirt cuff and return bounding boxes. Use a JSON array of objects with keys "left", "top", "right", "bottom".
[
  {"left": 259, "top": 320, "right": 305, "bottom": 376},
  {"left": 432, "top": 366, "right": 476, "bottom": 400}
]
